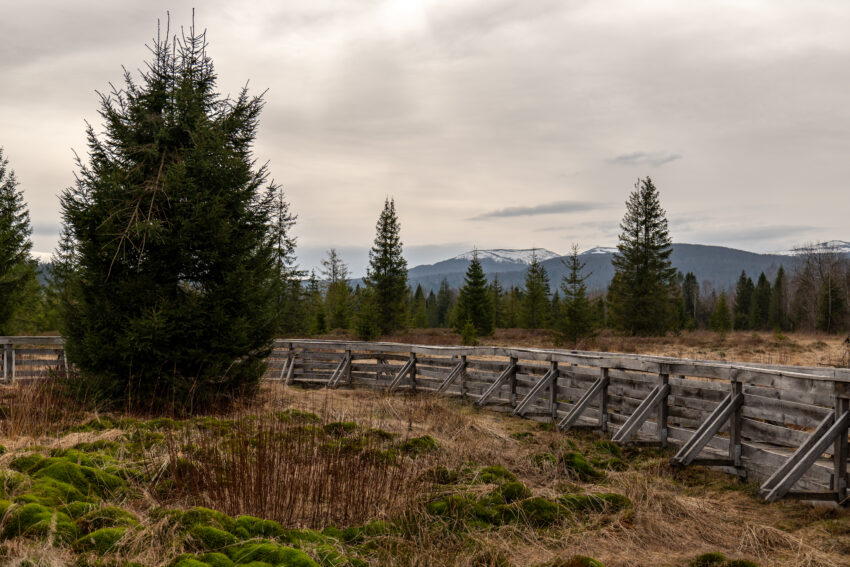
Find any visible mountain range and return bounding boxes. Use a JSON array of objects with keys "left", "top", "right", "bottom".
[{"left": 401, "top": 241, "right": 850, "bottom": 294}]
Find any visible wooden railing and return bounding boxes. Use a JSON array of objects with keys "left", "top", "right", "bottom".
[{"left": 3, "top": 336, "right": 849, "bottom": 504}]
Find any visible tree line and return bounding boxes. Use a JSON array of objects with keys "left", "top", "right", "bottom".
[{"left": 0, "top": 20, "right": 847, "bottom": 411}]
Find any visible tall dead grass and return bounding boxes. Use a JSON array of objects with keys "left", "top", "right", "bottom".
[
  {"left": 0, "top": 377, "right": 90, "bottom": 439},
  {"left": 149, "top": 407, "right": 432, "bottom": 528}
]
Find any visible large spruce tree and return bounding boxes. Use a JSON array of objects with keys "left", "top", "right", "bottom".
[
  {"left": 454, "top": 251, "right": 494, "bottom": 336},
  {"left": 59, "top": 24, "right": 283, "bottom": 410},
  {"left": 365, "top": 198, "right": 408, "bottom": 335},
  {"left": 520, "top": 251, "right": 551, "bottom": 329},
  {"left": 0, "top": 148, "right": 39, "bottom": 335},
  {"left": 608, "top": 177, "right": 677, "bottom": 335},
  {"left": 733, "top": 271, "right": 755, "bottom": 330}
]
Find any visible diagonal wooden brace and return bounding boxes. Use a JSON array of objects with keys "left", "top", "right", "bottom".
[
  {"left": 671, "top": 391, "right": 744, "bottom": 466},
  {"left": 387, "top": 355, "right": 416, "bottom": 393},
  {"left": 559, "top": 368, "right": 609, "bottom": 431},
  {"left": 326, "top": 352, "right": 352, "bottom": 389},
  {"left": 761, "top": 410, "right": 850, "bottom": 502},
  {"left": 612, "top": 382, "right": 671, "bottom": 443},
  {"left": 512, "top": 365, "right": 556, "bottom": 417},
  {"left": 475, "top": 361, "right": 517, "bottom": 406},
  {"left": 437, "top": 357, "right": 467, "bottom": 394}
]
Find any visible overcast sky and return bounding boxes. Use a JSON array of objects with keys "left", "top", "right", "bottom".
[{"left": 2, "top": 1, "right": 849, "bottom": 276}]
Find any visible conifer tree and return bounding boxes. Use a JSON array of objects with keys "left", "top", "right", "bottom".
[
  {"left": 354, "top": 286, "right": 381, "bottom": 340},
  {"left": 733, "top": 271, "right": 755, "bottom": 330},
  {"left": 505, "top": 286, "right": 522, "bottom": 328},
  {"left": 365, "top": 198, "right": 408, "bottom": 335},
  {"left": 321, "top": 249, "right": 351, "bottom": 330},
  {"left": 682, "top": 272, "right": 699, "bottom": 330},
  {"left": 0, "top": 148, "right": 39, "bottom": 335},
  {"left": 426, "top": 290, "right": 438, "bottom": 327},
  {"left": 556, "top": 245, "right": 595, "bottom": 346},
  {"left": 749, "top": 272, "right": 771, "bottom": 330},
  {"left": 305, "top": 271, "right": 327, "bottom": 335},
  {"left": 411, "top": 284, "right": 428, "bottom": 328},
  {"left": 59, "top": 22, "right": 283, "bottom": 409},
  {"left": 520, "top": 251, "right": 551, "bottom": 329},
  {"left": 710, "top": 292, "right": 732, "bottom": 333},
  {"left": 270, "top": 188, "right": 304, "bottom": 334},
  {"left": 489, "top": 276, "right": 506, "bottom": 329},
  {"left": 454, "top": 251, "right": 494, "bottom": 336},
  {"left": 550, "top": 291, "right": 562, "bottom": 330},
  {"left": 608, "top": 177, "right": 677, "bottom": 335},
  {"left": 768, "top": 266, "right": 787, "bottom": 331},
  {"left": 434, "top": 278, "right": 453, "bottom": 328}
]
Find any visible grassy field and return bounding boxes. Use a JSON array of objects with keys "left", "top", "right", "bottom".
[
  {"left": 312, "top": 328, "right": 850, "bottom": 369},
  {"left": 1, "top": 372, "right": 849, "bottom": 567}
]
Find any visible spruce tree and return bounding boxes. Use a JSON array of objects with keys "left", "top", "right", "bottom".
[
  {"left": 768, "top": 266, "right": 787, "bottom": 331},
  {"left": 270, "top": 188, "right": 304, "bottom": 334},
  {"left": 434, "top": 278, "right": 453, "bottom": 328},
  {"left": 426, "top": 290, "right": 438, "bottom": 327},
  {"left": 710, "top": 292, "right": 732, "bottom": 333},
  {"left": 749, "top": 272, "right": 771, "bottom": 330},
  {"left": 608, "top": 177, "right": 677, "bottom": 335},
  {"left": 411, "top": 284, "right": 428, "bottom": 328},
  {"left": 489, "top": 276, "right": 506, "bottom": 329},
  {"left": 59, "top": 23, "right": 282, "bottom": 409},
  {"left": 454, "top": 252, "right": 494, "bottom": 336},
  {"left": 520, "top": 251, "right": 551, "bottom": 329},
  {"left": 557, "top": 245, "right": 595, "bottom": 346},
  {"left": 321, "top": 249, "right": 351, "bottom": 330},
  {"left": 0, "top": 148, "right": 39, "bottom": 335},
  {"left": 733, "top": 271, "right": 755, "bottom": 330},
  {"left": 682, "top": 272, "right": 699, "bottom": 330},
  {"left": 365, "top": 198, "right": 408, "bottom": 335}
]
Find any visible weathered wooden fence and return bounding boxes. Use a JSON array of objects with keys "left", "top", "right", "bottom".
[{"left": 3, "top": 336, "right": 849, "bottom": 505}]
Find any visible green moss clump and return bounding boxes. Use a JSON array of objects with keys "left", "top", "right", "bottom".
[
  {"left": 364, "top": 428, "right": 396, "bottom": 441},
  {"left": 507, "top": 497, "right": 565, "bottom": 527},
  {"left": 231, "top": 515, "right": 285, "bottom": 539},
  {"left": 181, "top": 507, "right": 235, "bottom": 532},
  {"left": 0, "top": 499, "right": 12, "bottom": 517},
  {"left": 77, "top": 505, "right": 139, "bottom": 533},
  {"left": 398, "top": 435, "right": 439, "bottom": 457},
  {"left": 283, "top": 528, "right": 331, "bottom": 545},
  {"left": 323, "top": 422, "right": 358, "bottom": 436},
  {"left": 532, "top": 453, "right": 557, "bottom": 468},
  {"left": 173, "top": 558, "right": 213, "bottom": 567},
  {"left": 9, "top": 453, "right": 45, "bottom": 473},
  {"left": 71, "top": 415, "right": 120, "bottom": 432},
  {"left": 275, "top": 409, "right": 320, "bottom": 423},
  {"left": 226, "top": 542, "right": 320, "bottom": 566},
  {"left": 197, "top": 553, "right": 235, "bottom": 567},
  {"left": 32, "top": 458, "right": 125, "bottom": 499},
  {"left": 559, "top": 493, "right": 631, "bottom": 514},
  {"left": 591, "top": 440, "right": 622, "bottom": 458},
  {"left": 0, "top": 469, "right": 28, "bottom": 498},
  {"left": 1, "top": 502, "right": 77, "bottom": 543},
  {"left": 190, "top": 525, "right": 239, "bottom": 550},
  {"left": 558, "top": 452, "right": 604, "bottom": 482},
  {"left": 74, "top": 526, "right": 127, "bottom": 554},
  {"left": 0, "top": 444, "right": 6, "bottom": 455},
  {"left": 491, "top": 481, "right": 532, "bottom": 503},
  {"left": 476, "top": 465, "right": 517, "bottom": 484},
  {"left": 17, "top": 477, "right": 88, "bottom": 507}
]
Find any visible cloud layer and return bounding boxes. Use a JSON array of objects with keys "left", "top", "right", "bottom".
[{"left": 1, "top": 1, "right": 849, "bottom": 275}]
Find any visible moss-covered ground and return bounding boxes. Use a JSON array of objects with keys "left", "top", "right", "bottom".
[{"left": 0, "top": 382, "right": 847, "bottom": 566}]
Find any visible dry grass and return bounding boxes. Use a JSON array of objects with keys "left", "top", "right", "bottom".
[{"left": 0, "top": 374, "right": 849, "bottom": 565}]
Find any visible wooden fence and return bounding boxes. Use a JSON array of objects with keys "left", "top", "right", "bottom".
[{"left": 3, "top": 336, "right": 849, "bottom": 505}]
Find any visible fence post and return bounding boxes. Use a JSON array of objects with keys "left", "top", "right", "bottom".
[
  {"left": 729, "top": 379, "right": 743, "bottom": 467},
  {"left": 460, "top": 354, "right": 468, "bottom": 401},
  {"left": 657, "top": 372, "right": 670, "bottom": 447},
  {"left": 2, "top": 343, "right": 9, "bottom": 382},
  {"left": 550, "top": 361, "right": 559, "bottom": 423},
  {"left": 509, "top": 356, "right": 518, "bottom": 407},
  {"left": 600, "top": 368, "right": 609, "bottom": 433},
  {"left": 834, "top": 384, "right": 849, "bottom": 502}
]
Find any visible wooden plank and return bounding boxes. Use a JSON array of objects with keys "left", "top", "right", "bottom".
[
  {"left": 559, "top": 368, "right": 608, "bottom": 431},
  {"left": 513, "top": 366, "right": 556, "bottom": 417},
  {"left": 475, "top": 361, "right": 517, "bottom": 407},
  {"left": 671, "top": 392, "right": 744, "bottom": 466},
  {"left": 612, "top": 383, "right": 670, "bottom": 444},
  {"left": 436, "top": 358, "right": 467, "bottom": 394}
]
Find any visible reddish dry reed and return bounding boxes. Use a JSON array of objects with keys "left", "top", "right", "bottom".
[{"left": 153, "top": 410, "right": 428, "bottom": 528}]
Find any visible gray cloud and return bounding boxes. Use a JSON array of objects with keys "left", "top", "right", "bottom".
[
  {"left": 3, "top": 2, "right": 850, "bottom": 268},
  {"left": 471, "top": 201, "right": 608, "bottom": 221},
  {"left": 610, "top": 152, "right": 683, "bottom": 167}
]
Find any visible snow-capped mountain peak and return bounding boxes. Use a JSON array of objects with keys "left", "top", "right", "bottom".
[
  {"left": 583, "top": 245, "right": 618, "bottom": 255},
  {"left": 773, "top": 240, "right": 850, "bottom": 256},
  {"left": 453, "top": 248, "right": 561, "bottom": 264}
]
